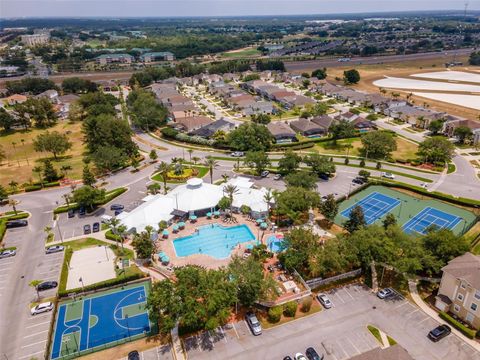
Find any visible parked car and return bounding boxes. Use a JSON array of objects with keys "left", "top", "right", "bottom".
[
  {"left": 245, "top": 312, "right": 262, "bottom": 335},
  {"left": 37, "top": 281, "right": 58, "bottom": 291},
  {"left": 101, "top": 214, "right": 113, "bottom": 224},
  {"left": 5, "top": 220, "right": 28, "bottom": 229},
  {"left": 283, "top": 357, "right": 293, "bottom": 360},
  {"left": 83, "top": 224, "right": 91, "bottom": 234},
  {"left": 79, "top": 207, "right": 86, "bottom": 216},
  {"left": 306, "top": 347, "right": 324, "bottom": 360},
  {"left": 294, "top": 353, "right": 307, "bottom": 360},
  {"left": 92, "top": 222, "right": 100, "bottom": 232},
  {"left": 110, "top": 204, "right": 125, "bottom": 211},
  {"left": 114, "top": 209, "right": 123, "bottom": 216},
  {"left": 45, "top": 245, "right": 64, "bottom": 254},
  {"left": 352, "top": 177, "right": 365, "bottom": 185},
  {"left": 127, "top": 350, "right": 140, "bottom": 360},
  {"left": 31, "top": 302, "right": 54, "bottom": 315},
  {"left": 260, "top": 170, "right": 269, "bottom": 178},
  {"left": 230, "top": 151, "right": 245, "bottom": 157},
  {"left": 381, "top": 172, "right": 395, "bottom": 180},
  {"left": 319, "top": 173, "right": 329, "bottom": 181},
  {"left": 273, "top": 174, "right": 282, "bottom": 181},
  {"left": 0, "top": 249, "right": 16, "bottom": 258},
  {"left": 377, "top": 288, "right": 395, "bottom": 299},
  {"left": 67, "top": 209, "right": 75, "bottom": 218},
  {"left": 317, "top": 293, "right": 332, "bottom": 309},
  {"left": 428, "top": 324, "right": 451, "bottom": 342}
]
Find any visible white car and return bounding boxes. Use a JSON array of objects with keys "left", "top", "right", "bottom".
[
  {"left": 317, "top": 293, "right": 332, "bottom": 309},
  {"left": 294, "top": 353, "right": 307, "bottom": 360},
  {"left": 45, "top": 245, "right": 64, "bottom": 254},
  {"left": 381, "top": 172, "right": 395, "bottom": 180},
  {"left": 0, "top": 249, "right": 16, "bottom": 258},
  {"left": 31, "top": 302, "right": 54, "bottom": 315},
  {"left": 230, "top": 151, "right": 245, "bottom": 157}
]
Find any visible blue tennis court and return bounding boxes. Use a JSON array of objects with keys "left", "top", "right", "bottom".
[
  {"left": 50, "top": 283, "right": 151, "bottom": 359},
  {"left": 340, "top": 191, "right": 400, "bottom": 224},
  {"left": 402, "top": 207, "right": 463, "bottom": 235}
]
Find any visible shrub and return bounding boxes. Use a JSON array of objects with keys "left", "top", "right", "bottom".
[
  {"left": 344, "top": 158, "right": 349, "bottom": 165},
  {"left": 25, "top": 185, "right": 43, "bottom": 192},
  {"left": 359, "top": 159, "right": 366, "bottom": 167},
  {"left": 268, "top": 306, "right": 283, "bottom": 323},
  {"left": 376, "top": 162, "right": 382, "bottom": 170},
  {"left": 301, "top": 297, "right": 312, "bottom": 313},
  {"left": 284, "top": 301, "right": 297, "bottom": 317},
  {"left": 44, "top": 181, "right": 60, "bottom": 188},
  {"left": 439, "top": 312, "right": 477, "bottom": 339},
  {"left": 161, "top": 127, "right": 179, "bottom": 139},
  {"left": 105, "top": 230, "right": 122, "bottom": 242}
]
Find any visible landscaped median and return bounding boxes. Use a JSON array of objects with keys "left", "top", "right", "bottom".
[
  {"left": 151, "top": 165, "right": 209, "bottom": 184},
  {"left": 53, "top": 187, "right": 127, "bottom": 214}
]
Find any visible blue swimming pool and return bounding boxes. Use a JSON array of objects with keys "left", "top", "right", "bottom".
[
  {"left": 267, "top": 235, "right": 286, "bottom": 253},
  {"left": 173, "top": 224, "right": 256, "bottom": 259}
]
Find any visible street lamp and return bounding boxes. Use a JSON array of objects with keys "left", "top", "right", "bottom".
[{"left": 79, "top": 277, "right": 85, "bottom": 292}]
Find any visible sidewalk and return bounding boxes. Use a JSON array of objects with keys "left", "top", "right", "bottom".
[
  {"left": 171, "top": 324, "right": 187, "bottom": 360},
  {"left": 408, "top": 280, "right": 480, "bottom": 352}
]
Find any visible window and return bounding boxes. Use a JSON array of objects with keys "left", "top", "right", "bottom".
[
  {"left": 461, "top": 282, "right": 467, "bottom": 289},
  {"left": 471, "top": 303, "right": 478, "bottom": 312},
  {"left": 457, "top": 293, "right": 464, "bottom": 301},
  {"left": 454, "top": 304, "right": 461, "bottom": 313},
  {"left": 475, "top": 290, "right": 480, "bottom": 300}
]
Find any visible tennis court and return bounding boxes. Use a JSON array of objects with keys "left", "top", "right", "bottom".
[
  {"left": 340, "top": 191, "right": 400, "bottom": 225},
  {"left": 403, "top": 207, "right": 463, "bottom": 235},
  {"left": 50, "top": 282, "right": 153, "bottom": 359}
]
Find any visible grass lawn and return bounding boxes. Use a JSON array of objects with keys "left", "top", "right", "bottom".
[
  {"left": 221, "top": 47, "right": 261, "bottom": 58},
  {"left": 315, "top": 137, "right": 418, "bottom": 161},
  {"left": 367, "top": 325, "right": 382, "bottom": 344},
  {"left": 151, "top": 165, "right": 209, "bottom": 183},
  {"left": 0, "top": 121, "right": 85, "bottom": 187}
]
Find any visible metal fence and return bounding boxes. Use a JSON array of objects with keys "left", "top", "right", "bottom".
[{"left": 306, "top": 269, "right": 362, "bottom": 289}]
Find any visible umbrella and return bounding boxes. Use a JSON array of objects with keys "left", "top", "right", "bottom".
[
  {"left": 162, "top": 229, "right": 169, "bottom": 236},
  {"left": 172, "top": 224, "right": 179, "bottom": 232},
  {"left": 213, "top": 211, "right": 220, "bottom": 217},
  {"left": 178, "top": 222, "right": 186, "bottom": 228},
  {"left": 246, "top": 244, "right": 255, "bottom": 250},
  {"left": 206, "top": 212, "right": 212, "bottom": 218},
  {"left": 190, "top": 215, "right": 197, "bottom": 221},
  {"left": 260, "top": 222, "right": 268, "bottom": 229}
]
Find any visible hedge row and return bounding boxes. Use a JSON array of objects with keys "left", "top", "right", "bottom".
[
  {"left": 24, "top": 181, "right": 61, "bottom": 192},
  {"left": 439, "top": 312, "right": 477, "bottom": 339},
  {"left": 105, "top": 230, "right": 122, "bottom": 242},
  {"left": 58, "top": 272, "right": 146, "bottom": 297}
]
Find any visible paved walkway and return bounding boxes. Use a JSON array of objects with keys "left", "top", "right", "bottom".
[
  {"left": 408, "top": 280, "right": 480, "bottom": 352},
  {"left": 171, "top": 324, "right": 187, "bottom": 360}
]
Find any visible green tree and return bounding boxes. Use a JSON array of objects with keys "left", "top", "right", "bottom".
[
  {"left": 344, "top": 205, "right": 366, "bottom": 233},
  {"left": 329, "top": 120, "right": 356, "bottom": 143},
  {"left": 0, "top": 108, "right": 15, "bottom": 131},
  {"left": 312, "top": 68, "right": 327, "bottom": 80},
  {"left": 382, "top": 213, "right": 397, "bottom": 229},
  {"left": 251, "top": 113, "right": 271, "bottom": 125},
  {"left": 422, "top": 228, "right": 470, "bottom": 271},
  {"left": 82, "top": 165, "right": 96, "bottom": 186},
  {"left": 358, "top": 170, "right": 370, "bottom": 180},
  {"left": 319, "top": 194, "right": 338, "bottom": 223},
  {"left": 278, "top": 150, "right": 302, "bottom": 175},
  {"left": 303, "top": 153, "right": 335, "bottom": 177},
  {"left": 42, "top": 159, "right": 59, "bottom": 182},
  {"left": 454, "top": 126, "right": 473, "bottom": 144},
  {"left": 127, "top": 89, "right": 168, "bottom": 131},
  {"left": 149, "top": 150, "right": 158, "bottom": 162},
  {"left": 62, "top": 77, "right": 98, "bottom": 93},
  {"left": 71, "top": 185, "right": 105, "bottom": 210},
  {"left": 33, "top": 131, "right": 72, "bottom": 160},
  {"left": 91, "top": 145, "right": 128, "bottom": 172},
  {"left": 360, "top": 131, "right": 397, "bottom": 159},
  {"left": 275, "top": 187, "right": 320, "bottom": 224},
  {"left": 217, "top": 196, "right": 232, "bottom": 211},
  {"left": 227, "top": 123, "right": 273, "bottom": 151},
  {"left": 29, "top": 279, "right": 43, "bottom": 301},
  {"left": 204, "top": 156, "right": 219, "bottom": 184},
  {"left": 284, "top": 171, "right": 317, "bottom": 190},
  {"left": 22, "top": 97, "right": 58, "bottom": 128},
  {"left": 428, "top": 119, "right": 444, "bottom": 135},
  {"left": 244, "top": 151, "right": 271, "bottom": 175},
  {"left": 132, "top": 231, "right": 155, "bottom": 259},
  {"left": 284, "top": 301, "right": 297, "bottom": 317},
  {"left": 417, "top": 136, "right": 455, "bottom": 164},
  {"left": 0, "top": 185, "right": 8, "bottom": 202},
  {"left": 343, "top": 69, "right": 360, "bottom": 84}
]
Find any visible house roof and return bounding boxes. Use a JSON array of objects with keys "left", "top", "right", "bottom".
[
  {"left": 441, "top": 252, "right": 480, "bottom": 289},
  {"left": 5, "top": 94, "right": 27, "bottom": 102},
  {"left": 311, "top": 115, "right": 334, "bottom": 129},
  {"left": 58, "top": 94, "right": 80, "bottom": 104},
  {"left": 190, "top": 119, "right": 235, "bottom": 138},
  {"left": 348, "top": 345, "right": 414, "bottom": 360},
  {"left": 267, "top": 122, "right": 296, "bottom": 137},
  {"left": 176, "top": 116, "right": 213, "bottom": 131},
  {"left": 290, "top": 118, "right": 324, "bottom": 133}
]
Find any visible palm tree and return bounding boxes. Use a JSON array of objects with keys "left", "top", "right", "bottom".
[
  {"left": 32, "top": 166, "right": 43, "bottom": 186},
  {"left": 117, "top": 224, "right": 127, "bottom": 251},
  {"left": 107, "top": 218, "right": 122, "bottom": 248},
  {"left": 192, "top": 156, "right": 201, "bottom": 166},
  {"left": 44, "top": 226, "right": 52, "bottom": 242},
  {"left": 62, "top": 193, "right": 71, "bottom": 208},
  {"left": 223, "top": 184, "right": 239, "bottom": 214},
  {"left": 29, "top": 279, "right": 43, "bottom": 301},
  {"left": 60, "top": 165, "right": 72, "bottom": 178},
  {"left": 187, "top": 149, "right": 194, "bottom": 165},
  {"left": 156, "top": 161, "right": 171, "bottom": 190},
  {"left": 204, "top": 156, "right": 219, "bottom": 184},
  {"left": 8, "top": 181, "right": 18, "bottom": 193},
  {"left": 221, "top": 174, "right": 230, "bottom": 183},
  {"left": 263, "top": 190, "right": 273, "bottom": 218}
]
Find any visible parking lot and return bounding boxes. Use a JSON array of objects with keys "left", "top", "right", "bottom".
[{"left": 184, "top": 284, "right": 480, "bottom": 360}]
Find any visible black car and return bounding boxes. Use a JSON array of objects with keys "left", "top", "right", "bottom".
[
  {"left": 306, "top": 347, "right": 324, "bottom": 360},
  {"left": 92, "top": 222, "right": 100, "bottom": 232},
  {"left": 428, "top": 324, "right": 451, "bottom": 342},
  {"left": 114, "top": 209, "right": 123, "bottom": 216},
  {"left": 319, "top": 173, "right": 329, "bottom": 181},
  {"left": 352, "top": 177, "right": 365, "bottom": 185},
  {"left": 6, "top": 219, "right": 28, "bottom": 228},
  {"left": 110, "top": 204, "right": 124, "bottom": 211},
  {"left": 83, "top": 224, "right": 91, "bottom": 234},
  {"left": 67, "top": 209, "right": 75, "bottom": 218},
  {"left": 127, "top": 350, "right": 140, "bottom": 360},
  {"left": 37, "top": 281, "right": 58, "bottom": 291},
  {"left": 79, "top": 207, "right": 86, "bottom": 216}
]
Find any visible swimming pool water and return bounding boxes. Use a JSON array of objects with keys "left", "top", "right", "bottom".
[
  {"left": 173, "top": 224, "right": 256, "bottom": 259},
  {"left": 267, "top": 235, "right": 286, "bottom": 253}
]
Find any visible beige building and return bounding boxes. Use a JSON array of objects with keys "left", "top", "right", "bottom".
[
  {"left": 435, "top": 252, "right": 480, "bottom": 329},
  {"left": 20, "top": 34, "right": 50, "bottom": 46}
]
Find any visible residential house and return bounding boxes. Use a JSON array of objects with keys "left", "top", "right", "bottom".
[
  {"left": 57, "top": 94, "right": 80, "bottom": 118},
  {"left": 35, "top": 89, "right": 59, "bottom": 103},
  {"left": 311, "top": 115, "right": 334, "bottom": 133},
  {"left": 190, "top": 119, "right": 236, "bottom": 138},
  {"left": 267, "top": 122, "right": 297, "bottom": 143},
  {"left": 352, "top": 117, "right": 375, "bottom": 132},
  {"left": 435, "top": 252, "right": 480, "bottom": 329},
  {"left": 174, "top": 116, "right": 213, "bottom": 133},
  {"left": 289, "top": 118, "right": 326, "bottom": 137},
  {"left": 443, "top": 119, "right": 480, "bottom": 141},
  {"left": 336, "top": 111, "right": 359, "bottom": 123},
  {"left": 3, "top": 94, "right": 27, "bottom": 106}
]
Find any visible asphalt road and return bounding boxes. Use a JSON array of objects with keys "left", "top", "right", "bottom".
[
  {"left": 285, "top": 48, "right": 474, "bottom": 72},
  {"left": 185, "top": 284, "right": 480, "bottom": 360}
]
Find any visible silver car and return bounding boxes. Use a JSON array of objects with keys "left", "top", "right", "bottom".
[
  {"left": 0, "top": 249, "right": 16, "bottom": 259},
  {"left": 31, "top": 302, "right": 53, "bottom": 315},
  {"left": 317, "top": 293, "right": 332, "bottom": 309},
  {"left": 246, "top": 312, "right": 262, "bottom": 336},
  {"left": 377, "top": 288, "right": 395, "bottom": 299},
  {"left": 45, "top": 245, "right": 64, "bottom": 254}
]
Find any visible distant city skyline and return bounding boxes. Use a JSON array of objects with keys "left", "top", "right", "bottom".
[{"left": 1, "top": 0, "right": 479, "bottom": 18}]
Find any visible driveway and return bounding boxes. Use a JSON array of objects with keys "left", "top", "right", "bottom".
[{"left": 185, "top": 284, "right": 480, "bottom": 360}]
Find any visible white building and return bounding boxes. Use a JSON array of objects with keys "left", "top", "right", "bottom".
[
  {"left": 117, "top": 177, "right": 272, "bottom": 233},
  {"left": 21, "top": 34, "right": 50, "bottom": 46}
]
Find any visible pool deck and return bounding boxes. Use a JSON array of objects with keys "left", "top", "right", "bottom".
[{"left": 156, "top": 214, "right": 276, "bottom": 269}]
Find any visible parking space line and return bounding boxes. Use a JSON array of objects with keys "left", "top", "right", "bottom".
[
  {"left": 393, "top": 301, "right": 409, "bottom": 310},
  {"left": 333, "top": 339, "right": 348, "bottom": 360},
  {"left": 23, "top": 329, "right": 49, "bottom": 338},
  {"left": 19, "top": 350, "right": 44, "bottom": 359},
  {"left": 232, "top": 322, "right": 240, "bottom": 339},
  {"left": 21, "top": 339, "right": 46, "bottom": 348},
  {"left": 343, "top": 287, "right": 355, "bottom": 300},
  {"left": 346, "top": 337, "right": 361, "bottom": 356},
  {"left": 219, "top": 326, "right": 228, "bottom": 344},
  {"left": 333, "top": 291, "right": 345, "bottom": 304},
  {"left": 27, "top": 315, "right": 50, "bottom": 322}
]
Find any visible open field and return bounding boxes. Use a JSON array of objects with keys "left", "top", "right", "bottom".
[
  {"left": 373, "top": 76, "right": 480, "bottom": 92},
  {"left": 411, "top": 70, "right": 480, "bottom": 83},
  {"left": 221, "top": 47, "right": 261, "bottom": 58},
  {"left": 0, "top": 121, "right": 85, "bottom": 187},
  {"left": 413, "top": 92, "right": 480, "bottom": 111}
]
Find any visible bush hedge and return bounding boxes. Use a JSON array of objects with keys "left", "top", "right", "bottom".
[
  {"left": 105, "top": 230, "right": 122, "bottom": 242},
  {"left": 439, "top": 312, "right": 477, "bottom": 339},
  {"left": 267, "top": 306, "right": 283, "bottom": 323},
  {"left": 283, "top": 301, "right": 297, "bottom": 317},
  {"left": 25, "top": 185, "right": 43, "bottom": 192},
  {"left": 301, "top": 297, "right": 312, "bottom": 313}
]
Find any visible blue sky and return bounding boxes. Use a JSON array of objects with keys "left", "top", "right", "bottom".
[{"left": 1, "top": 0, "right": 479, "bottom": 18}]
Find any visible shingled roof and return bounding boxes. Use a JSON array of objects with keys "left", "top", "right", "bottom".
[{"left": 441, "top": 252, "right": 480, "bottom": 289}]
